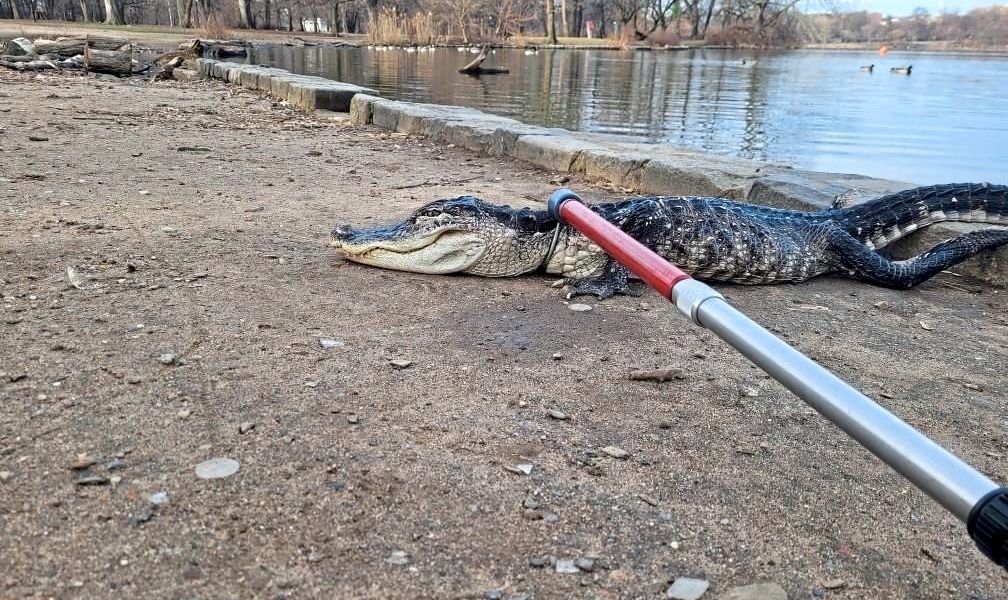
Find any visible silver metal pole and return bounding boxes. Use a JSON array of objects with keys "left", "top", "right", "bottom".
[
  {"left": 671, "top": 279, "right": 997, "bottom": 521},
  {"left": 550, "top": 189, "right": 1007, "bottom": 568}
]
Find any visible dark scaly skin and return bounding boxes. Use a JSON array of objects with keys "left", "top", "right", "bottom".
[{"left": 331, "top": 183, "right": 1008, "bottom": 298}]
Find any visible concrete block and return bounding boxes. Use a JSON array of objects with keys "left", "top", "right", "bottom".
[
  {"left": 748, "top": 169, "right": 908, "bottom": 211},
  {"left": 311, "top": 83, "right": 377, "bottom": 112},
  {"left": 578, "top": 148, "right": 650, "bottom": 190},
  {"left": 349, "top": 94, "right": 380, "bottom": 125},
  {"left": 512, "top": 135, "right": 604, "bottom": 173},
  {"left": 371, "top": 99, "right": 407, "bottom": 130},
  {"left": 639, "top": 155, "right": 762, "bottom": 199}
]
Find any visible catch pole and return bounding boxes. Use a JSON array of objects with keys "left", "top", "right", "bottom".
[{"left": 548, "top": 189, "right": 1007, "bottom": 570}]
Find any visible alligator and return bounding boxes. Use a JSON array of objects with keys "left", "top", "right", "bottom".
[{"left": 330, "top": 183, "right": 1008, "bottom": 298}]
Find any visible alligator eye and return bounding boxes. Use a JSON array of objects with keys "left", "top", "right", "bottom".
[{"left": 419, "top": 209, "right": 443, "bottom": 218}]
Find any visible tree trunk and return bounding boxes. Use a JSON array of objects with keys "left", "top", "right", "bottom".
[
  {"left": 560, "top": 0, "right": 568, "bottom": 37},
  {"left": 545, "top": 0, "right": 557, "bottom": 44},
  {"left": 701, "top": 0, "right": 714, "bottom": 37},
  {"left": 179, "top": 0, "right": 192, "bottom": 27},
  {"left": 79, "top": 0, "right": 90, "bottom": 21},
  {"left": 103, "top": 0, "right": 122, "bottom": 24},
  {"left": 237, "top": 0, "right": 252, "bottom": 28},
  {"left": 10, "top": 0, "right": 23, "bottom": 20}
]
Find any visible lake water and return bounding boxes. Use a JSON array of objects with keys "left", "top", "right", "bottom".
[{"left": 247, "top": 46, "right": 1008, "bottom": 185}]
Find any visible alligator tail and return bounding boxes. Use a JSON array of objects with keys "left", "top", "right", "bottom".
[{"left": 831, "top": 183, "right": 1008, "bottom": 249}]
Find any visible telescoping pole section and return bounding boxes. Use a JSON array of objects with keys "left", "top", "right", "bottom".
[{"left": 548, "top": 189, "right": 1008, "bottom": 570}]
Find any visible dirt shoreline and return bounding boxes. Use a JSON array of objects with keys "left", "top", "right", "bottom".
[{"left": 0, "top": 70, "right": 1006, "bottom": 598}]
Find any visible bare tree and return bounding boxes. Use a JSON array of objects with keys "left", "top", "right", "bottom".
[
  {"left": 545, "top": 0, "right": 557, "bottom": 42},
  {"left": 103, "top": 0, "right": 123, "bottom": 24}
]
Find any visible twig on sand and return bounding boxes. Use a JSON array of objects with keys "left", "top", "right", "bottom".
[{"left": 391, "top": 175, "right": 482, "bottom": 190}]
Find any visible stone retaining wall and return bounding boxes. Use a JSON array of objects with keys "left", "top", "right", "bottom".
[
  {"left": 196, "top": 58, "right": 1006, "bottom": 286},
  {"left": 196, "top": 58, "right": 376, "bottom": 112}
]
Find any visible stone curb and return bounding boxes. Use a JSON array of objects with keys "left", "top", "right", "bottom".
[
  {"left": 196, "top": 58, "right": 377, "bottom": 112},
  {"left": 202, "top": 58, "right": 1006, "bottom": 286}
]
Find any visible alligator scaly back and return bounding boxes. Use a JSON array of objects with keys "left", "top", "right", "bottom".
[{"left": 832, "top": 183, "right": 1008, "bottom": 249}]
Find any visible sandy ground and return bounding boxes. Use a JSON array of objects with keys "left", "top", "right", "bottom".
[{"left": 0, "top": 70, "right": 1006, "bottom": 600}]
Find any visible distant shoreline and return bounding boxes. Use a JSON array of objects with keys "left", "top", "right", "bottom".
[{"left": 2, "top": 20, "right": 1006, "bottom": 57}]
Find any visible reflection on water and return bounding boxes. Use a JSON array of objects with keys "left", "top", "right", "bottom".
[{"left": 248, "top": 46, "right": 1008, "bottom": 184}]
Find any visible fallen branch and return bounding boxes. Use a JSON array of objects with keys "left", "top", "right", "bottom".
[
  {"left": 458, "top": 45, "right": 509, "bottom": 76},
  {"left": 0, "top": 58, "right": 59, "bottom": 71}
]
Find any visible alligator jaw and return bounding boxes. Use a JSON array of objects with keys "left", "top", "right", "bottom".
[{"left": 331, "top": 228, "right": 488, "bottom": 274}]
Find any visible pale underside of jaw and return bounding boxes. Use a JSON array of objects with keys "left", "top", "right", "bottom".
[{"left": 338, "top": 231, "right": 487, "bottom": 274}]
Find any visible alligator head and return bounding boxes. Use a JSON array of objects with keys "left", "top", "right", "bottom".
[{"left": 330, "top": 196, "right": 558, "bottom": 276}]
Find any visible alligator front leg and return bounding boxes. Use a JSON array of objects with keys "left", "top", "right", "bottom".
[{"left": 561, "top": 261, "right": 640, "bottom": 300}]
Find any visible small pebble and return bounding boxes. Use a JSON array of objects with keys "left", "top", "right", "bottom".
[
  {"left": 568, "top": 303, "right": 592, "bottom": 312},
  {"left": 75, "top": 474, "right": 110, "bottom": 486},
  {"left": 555, "top": 559, "right": 579, "bottom": 574},
  {"left": 721, "top": 582, "right": 788, "bottom": 600},
  {"left": 319, "top": 338, "right": 344, "bottom": 349},
  {"left": 666, "top": 577, "right": 709, "bottom": 600},
  {"left": 504, "top": 463, "right": 534, "bottom": 475},
  {"left": 638, "top": 493, "right": 659, "bottom": 506},
  {"left": 0, "top": 471, "right": 12, "bottom": 483},
  {"left": 601, "top": 445, "right": 629, "bottom": 459},
  {"left": 390, "top": 359, "right": 413, "bottom": 370},
  {"left": 528, "top": 557, "right": 547, "bottom": 568},
  {"left": 139, "top": 190, "right": 151, "bottom": 195},
  {"left": 546, "top": 409, "right": 568, "bottom": 420},
  {"left": 239, "top": 422, "right": 256, "bottom": 434},
  {"left": 70, "top": 454, "right": 97, "bottom": 471},
  {"left": 158, "top": 353, "right": 177, "bottom": 365},
  {"left": 194, "top": 457, "right": 240, "bottom": 479},
  {"left": 385, "top": 550, "right": 409, "bottom": 565},
  {"left": 148, "top": 491, "right": 169, "bottom": 505},
  {"left": 574, "top": 558, "right": 595, "bottom": 573},
  {"left": 821, "top": 579, "right": 845, "bottom": 590}
]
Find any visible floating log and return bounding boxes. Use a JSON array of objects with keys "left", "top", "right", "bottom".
[
  {"left": 458, "top": 44, "right": 509, "bottom": 76},
  {"left": 34, "top": 35, "right": 129, "bottom": 57},
  {"left": 459, "top": 44, "right": 512, "bottom": 76}
]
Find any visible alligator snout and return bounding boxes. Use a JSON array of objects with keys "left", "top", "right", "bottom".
[{"left": 331, "top": 224, "right": 356, "bottom": 240}]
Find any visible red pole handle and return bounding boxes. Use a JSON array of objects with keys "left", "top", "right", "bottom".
[{"left": 548, "top": 190, "right": 692, "bottom": 300}]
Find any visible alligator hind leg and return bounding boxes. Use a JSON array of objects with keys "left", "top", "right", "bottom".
[{"left": 829, "top": 226, "right": 1008, "bottom": 289}]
